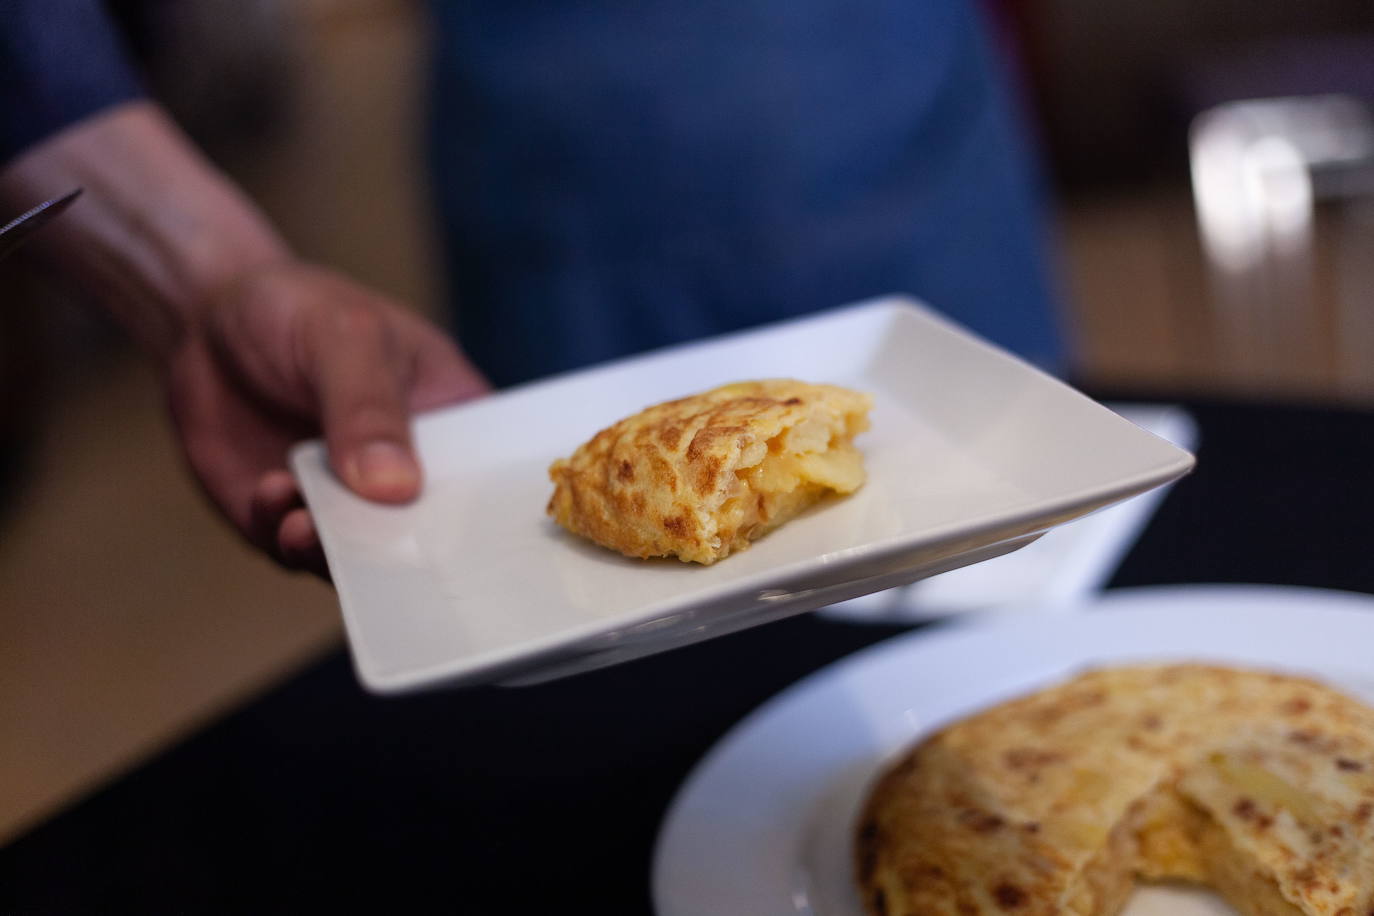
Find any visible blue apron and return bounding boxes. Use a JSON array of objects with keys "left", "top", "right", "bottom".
[{"left": 428, "top": 0, "right": 1064, "bottom": 387}]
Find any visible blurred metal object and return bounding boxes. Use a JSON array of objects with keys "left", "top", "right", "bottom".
[
  {"left": 1190, "top": 96, "right": 1374, "bottom": 393},
  {"left": 0, "top": 189, "right": 82, "bottom": 263}
]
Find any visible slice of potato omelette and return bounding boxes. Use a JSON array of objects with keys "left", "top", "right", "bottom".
[
  {"left": 547, "top": 379, "right": 872, "bottom": 564},
  {"left": 856, "top": 664, "right": 1374, "bottom": 916}
]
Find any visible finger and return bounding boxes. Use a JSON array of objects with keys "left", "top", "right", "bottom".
[
  {"left": 249, "top": 470, "right": 302, "bottom": 550},
  {"left": 278, "top": 508, "right": 330, "bottom": 581},
  {"left": 277, "top": 507, "right": 316, "bottom": 558},
  {"left": 405, "top": 324, "right": 492, "bottom": 411},
  {"left": 167, "top": 338, "right": 297, "bottom": 537},
  {"left": 307, "top": 304, "right": 421, "bottom": 503}
]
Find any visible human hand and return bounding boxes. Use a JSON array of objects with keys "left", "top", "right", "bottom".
[
  {"left": 165, "top": 261, "right": 489, "bottom": 576},
  {"left": 0, "top": 103, "right": 488, "bottom": 576}
]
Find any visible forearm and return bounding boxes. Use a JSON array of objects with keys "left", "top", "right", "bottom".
[{"left": 0, "top": 100, "right": 290, "bottom": 360}]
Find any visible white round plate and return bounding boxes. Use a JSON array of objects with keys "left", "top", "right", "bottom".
[{"left": 651, "top": 585, "right": 1374, "bottom": 916}]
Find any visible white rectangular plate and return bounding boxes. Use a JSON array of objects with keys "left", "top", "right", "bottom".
[
  {"left": 290, "top": 297, "right": 1194, "bottom": 693},
  {"left": 822, "top": 405, "right": 1199, "bottom": 621}
]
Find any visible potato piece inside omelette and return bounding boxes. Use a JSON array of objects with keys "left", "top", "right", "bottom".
[{"left": 546, "top": 379, "right": 872, "bottom": 564}]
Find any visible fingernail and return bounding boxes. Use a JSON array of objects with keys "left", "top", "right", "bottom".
[{"left": 348, "top": 441, "right": 419, "bottom": 496}]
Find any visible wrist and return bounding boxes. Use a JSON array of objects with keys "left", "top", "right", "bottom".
[{"left": 0, "top": 102, "right": 292, "bottom": 363}]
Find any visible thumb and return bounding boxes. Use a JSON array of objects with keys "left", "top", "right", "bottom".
[{"left": 308, "top": 305, "right": 421, "bottom": 503}]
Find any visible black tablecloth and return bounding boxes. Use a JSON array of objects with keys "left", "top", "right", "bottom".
[{"left": 5, "top": 398, "right": 1374, "bottom": 914}]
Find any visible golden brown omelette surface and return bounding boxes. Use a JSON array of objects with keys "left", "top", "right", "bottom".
[
  {"left": 856, "top": 664, "right": 1374, "bottom": 916},
  {"left": 547, "top": 379, "right": 871, "bottom": 564}
]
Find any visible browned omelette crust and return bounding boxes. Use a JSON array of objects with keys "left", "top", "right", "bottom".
[
  {"left": 856, "top": 664, "right": 1374, "bottom": 916},
  {"left": 547, "top": 379, "right": 871, "bottom": 564}
]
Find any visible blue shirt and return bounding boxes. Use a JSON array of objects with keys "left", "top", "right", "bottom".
[
  {"left": 0, "top": 1, "right": 142, "bottom": 165},
  {"left": 428, "top": 1, "right": 1065, "bottom": 385}
]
